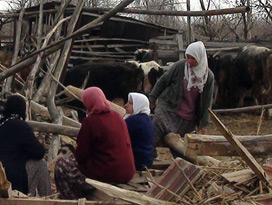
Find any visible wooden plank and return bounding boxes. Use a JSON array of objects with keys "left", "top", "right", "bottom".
[
  {"left": 85, "top": 178, "right": 176, "bottom": 205},
  {"left": 157, "top": 50, "right": 179, "bottom": 59},
  {"left": 151, "top": 35, "right": 176, "bottom": 40},
  {"left": 184, "top": 134, "right": 272, "bottom": 157},
  {"left": 209, "top": 109, "right": 272, "bottom": 188},
  {"left": 0, "top": 198, "right": 128, "bottom": 205},
  {"left": 213, "top": 104, "right": 272, "bottom": 114},
  {"left": 146, "top": 158, "right": 202, "bottom": 202},
  {"left": 71, "top": 50, "right": 134, "bottom": 55},
  {"left": 149, "top": 39, "right": 178, "bottom": 46},
  {"left": 72, "top": 44, "right": 145, "bottom": 49},
  {"left": 221, "top": 169, "right": 254, "bottom": 183},
  {"left": 74, "top": 37, "right": 148, "bottom": 44},
  {"left": 70, "top": 56, "right": 128, "bottom": 61}
]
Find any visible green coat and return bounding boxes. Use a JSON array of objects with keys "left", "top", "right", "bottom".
[{"left": 149, "top": 59, "right": 214, "bottom": 128}]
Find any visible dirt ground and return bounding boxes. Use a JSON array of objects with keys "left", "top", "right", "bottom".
[
  {"left": 157, "top": 111, "right": 272, "bottom": 160},
  {"left": 205, "top": 112, "right": 272, "bottom": 136}
]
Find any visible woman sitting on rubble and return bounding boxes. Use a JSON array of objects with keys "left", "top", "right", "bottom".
[
  {"left": 0, "top": 95, "right": 51, "bottom": 196},
  {"left": 124, "top": 92, "right": 154, "bottom": 171},
  {"left": 149, "top": 41, "right": 214, "bottom": 157},
  {"left": 54, "top": 87, "right": 136, "bottom": 199}
]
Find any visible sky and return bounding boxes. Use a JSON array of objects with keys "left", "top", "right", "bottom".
[{"left": 0, "top": 1, "right": 10, "bottom": 11}]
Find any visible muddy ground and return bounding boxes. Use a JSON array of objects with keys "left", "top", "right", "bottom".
[{"left": 205, "top": 112, "right": 272, "bottom": 136}]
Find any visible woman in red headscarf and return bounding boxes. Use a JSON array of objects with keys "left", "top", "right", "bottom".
[{"left": 54, "top": 87, "right": 135, "bottom": 199}]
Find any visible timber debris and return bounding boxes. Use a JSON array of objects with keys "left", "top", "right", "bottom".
[{"left": 0, "top": 1, "right": 271, "bottom": 205}]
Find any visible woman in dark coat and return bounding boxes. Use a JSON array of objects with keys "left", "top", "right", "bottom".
[
  {"left": 0, "top": 95, "right": 51, "bottom": 196},
  {"left": 124, "top": 92, "right": 154, "bottom": 171}
]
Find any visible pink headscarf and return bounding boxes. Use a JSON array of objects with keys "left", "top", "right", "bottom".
[{"left": 81, "top": 87, "right": 111, "bottom": 114}]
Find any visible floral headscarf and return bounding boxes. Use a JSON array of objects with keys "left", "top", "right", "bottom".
[{"left": 184, "top": 41, "right": 208, "bottom": 93}]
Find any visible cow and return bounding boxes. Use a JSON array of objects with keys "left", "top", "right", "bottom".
[
  {"left": 125, "top": 60, "right": 165, "bottom": 94},
  {"left": 60, "top": 61, "right": 145, "bottom": 121},
  {"left": 208, "top": 54, "right": 234, "bottom": 108},
  {"left": 63, "top": 61, "right": 144, "bottom": 103},
  {"left": 230, "top": 45, "right": 272, "bottom": 107}
]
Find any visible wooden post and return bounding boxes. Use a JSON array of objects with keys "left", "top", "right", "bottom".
[
  {"left": 186, "top": 0, "right": 192, "bottom": 44},
  {"left": 176, "top": 31, "right": 184, "bottom": 60}
]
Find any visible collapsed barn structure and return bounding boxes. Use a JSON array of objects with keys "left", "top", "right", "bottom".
[{"left": 1, "top": 0, "right": 272, "bottom": 204}]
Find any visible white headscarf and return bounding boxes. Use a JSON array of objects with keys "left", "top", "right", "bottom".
[
  {"left": 124, "top": 92, "right": 150, "bottom": 119},
  {"left": 184, "top": 41, "right": 208, "bottom": 93}
]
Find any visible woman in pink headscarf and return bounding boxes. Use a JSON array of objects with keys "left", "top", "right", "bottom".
[{"left": 54, "top": 87, "right": 136, "bottom": 199}]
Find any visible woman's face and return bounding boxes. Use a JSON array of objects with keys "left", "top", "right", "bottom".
[
  {"left": 125, "top": 98, "right": 133, "bottom": 114},
  {"left": 186, "top": 54, "right": 198, "bottom": 68}
]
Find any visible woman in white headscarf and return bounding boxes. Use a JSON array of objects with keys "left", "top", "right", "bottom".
[
  {"left": 149, "top": 41, "right": 214, "bottom": 156},
  {"left": 124, "top": 92, "right": 154, "bottom": 170}
]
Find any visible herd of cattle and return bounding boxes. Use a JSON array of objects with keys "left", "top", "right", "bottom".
[
  {"left": 209, "top": 45, "right": 272, "bottom": 108},
  {"left": 63, "top": 45, "right": 272, "bottom": 111},
  {"left": 0, "top": 44, "right": 272, "bottom": 112}
]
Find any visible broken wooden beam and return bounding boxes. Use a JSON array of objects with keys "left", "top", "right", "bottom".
[
  {"left": 163, "top": 133, "right": 221, "bottom": 167},
  {"left": 0, "top": 162, "right": 12, "bottom": 198},
  {"left": 184, "top": 134, "right": 272, "bottom": 157},
  {"left": 209, "top": 109, "right": 272, "bottom": 188}
]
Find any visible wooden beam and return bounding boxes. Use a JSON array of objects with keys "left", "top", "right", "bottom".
[
  {"left": 0, "top": 6, "right": 249, "bottom": 18},
  {"left": 209, "top": 109, "right": 272, "bottom": 188},
  {"left": 163, "top": 133, "right": 221, "bottom": 167},
  {"left": 27, "top": 121, "right": 79, "bottom": 138},
  {"left": 0, "top": 198, "right": 128, "bottom": 205},
  {"left": 85, "top": 178, "right": 175, "bottom": 205},
  {"left": 184, "top": 134, "right": 272, "bottom": 157},
  {"left": 213, "top": 104, "right": 272, "bottom": 114},
  {"left": 64, "top": 85, "right": 126, "bottom": 117},
  {"left": 17, "top": 93, "right": 81, "bottom": 128}
]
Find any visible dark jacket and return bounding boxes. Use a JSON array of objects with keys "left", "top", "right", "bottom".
[
  {"left": 125, "top": 114, "right": 153, "bottom": 171},
  {"left": 0, "top": 118, "right": 45, "bottom": 194}
]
